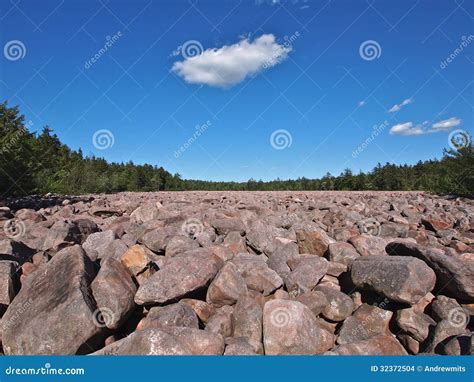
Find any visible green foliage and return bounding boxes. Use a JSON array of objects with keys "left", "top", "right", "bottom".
[{"left": 0, "top": 101, "right": 472, "bottom": 197}]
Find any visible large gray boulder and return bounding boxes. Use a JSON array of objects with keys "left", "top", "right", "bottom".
[{"left": 2, "top": 245, "right": 101, "bottom": 355}]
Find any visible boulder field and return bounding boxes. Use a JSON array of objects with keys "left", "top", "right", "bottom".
[{"left": 0, "top": 191, "right": 472, "bottom": 355}]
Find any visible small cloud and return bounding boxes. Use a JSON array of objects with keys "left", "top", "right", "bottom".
[
  {"left": 390, "top": 116, "right": 462, "bottom": 136},
  {"left": 172, "top": 34, "right": 292, "bottom": 88},
  {"left": 389, "top": 122, "right": 425, "bottom": 136},
  {"left": 432, "top": 117, "right": 461, "bottom": 131},
  {"left": 300, "top": 5, "right": 310, "bottom": 9},
  {"left": 255, "top": 0, "right": 280, "bottom": 5},
  {"left": 358, "top": 100, "right": 366, "bottom": 107},
  {"left": 388, "top": 98, "right": 413, "bottom": 113}
]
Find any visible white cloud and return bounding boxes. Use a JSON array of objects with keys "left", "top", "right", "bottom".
[
  {"left": 255, "top": 0, "right": 280, "bottom": 5},
  {"left": 358, "top": 100, "right": 366, "bottom": 107},
  {"left": 388, "top": 98, "right": 413, "bottom": 113},
  {"left": 390, "top": 116, "right": 461, "bottom": 136},
  {"left": 432, "top": 117, "right": 461, "bottom": 131},
  {"left": 172, "top": 34, "right": 292, "bottom": 88},
  {"left": 389, "top": 122, "right": 425, "bottom": 136}
]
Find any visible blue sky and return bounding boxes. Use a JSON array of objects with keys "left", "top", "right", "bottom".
[{"left": 1, "top": 0, "right": 472, "bottom": 181}]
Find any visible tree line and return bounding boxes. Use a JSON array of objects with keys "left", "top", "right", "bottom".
[{"left": 1, "top": 102, "right": 472, "bottom": 197}]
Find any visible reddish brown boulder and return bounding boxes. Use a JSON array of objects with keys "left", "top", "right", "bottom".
[
  {"left": 91, "top": 258, "right": 137, "bottom": 330},
  {"left": 331, "top": 334, "right": 407, "bottom": 355},
  {"left": 134, "top": 250, "right": 222, "bottom": 305},
  {"left": 295, "top": 228, "right": 334, "bottom": 256},
  {"left": 263, "top": 299, "right": 328, "bottom": 355},
  {"left": 207, "top": 262, "right": 248, "bottom": 306},
  {"left": 2, "top": 246, "right": 101, "bottom": 355},
  {"left": 350, "top": 256, "right": 436, "bottom": 305},
  {"left": 337, "top": 304, "right": 392, "bottom": 344}
]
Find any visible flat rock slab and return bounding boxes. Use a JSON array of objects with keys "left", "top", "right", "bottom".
[
  {"left": 331, "top": 334, "right": 407, "bottom": 355},
  {"left": 140, "top": 303, "right": 199, "bottom": 330},
  {"left": 2, "top": 245, "right": 101, "bottom": 355},
  {"left": 134, "top": 250, "right": 222, "bottom": 305},
  {"left": 93, "top": 329, "right": 191, "bottom": 355},
  {"left": 350, "top": 255, "right": 436, "bottom": 305}
]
